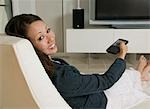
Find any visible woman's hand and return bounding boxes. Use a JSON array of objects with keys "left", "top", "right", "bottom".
[{"left": 118, "top": 42, "right": 128, "bottom": 60}]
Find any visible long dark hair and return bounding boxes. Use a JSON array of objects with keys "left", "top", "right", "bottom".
[{"left": 5, "top": 14, "right": 54, "bottom": 78}]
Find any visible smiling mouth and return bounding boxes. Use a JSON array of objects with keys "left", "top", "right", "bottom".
[{"left": 49, "top": 44, "right": 55, "bottom": 49}]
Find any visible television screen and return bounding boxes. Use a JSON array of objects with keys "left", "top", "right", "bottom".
[{"left": 95, "top": 0, "right": 150, "bottom": 20}]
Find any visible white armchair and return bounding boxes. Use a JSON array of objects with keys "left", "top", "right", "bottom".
[{"left": 0, "top": 35, "right": 71, "bottom": 109}]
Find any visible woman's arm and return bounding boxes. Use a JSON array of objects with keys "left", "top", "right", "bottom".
[{"left": 53, "top": 58, "right": 126, "bottom": 97}]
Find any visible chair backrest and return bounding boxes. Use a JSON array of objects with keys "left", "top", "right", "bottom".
[{"left": 0, "top": 35, "right": 71, "bottom": 109}]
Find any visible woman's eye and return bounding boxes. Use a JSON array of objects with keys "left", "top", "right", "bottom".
[
  {"left": 38, "top": 35, "right": 44, "bottom": 41},
  {"left": 47, "top": 28, "right": 51, "bottom": 33}
]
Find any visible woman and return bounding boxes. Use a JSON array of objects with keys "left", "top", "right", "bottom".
[{"left": 5, "top": 14, "right": 149, "bottom": 109}]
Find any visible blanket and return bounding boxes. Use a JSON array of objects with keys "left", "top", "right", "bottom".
[{"left": 104, "top": 68, "right": 150, "bottom": 109}]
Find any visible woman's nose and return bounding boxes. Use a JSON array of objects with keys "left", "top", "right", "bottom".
[{"left": 47, "top": 35, "right": 54, "bottom": 43}]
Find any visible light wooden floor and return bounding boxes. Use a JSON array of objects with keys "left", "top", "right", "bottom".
[{"left": 53, "top": 53, "right": 139, "bottom": 74}]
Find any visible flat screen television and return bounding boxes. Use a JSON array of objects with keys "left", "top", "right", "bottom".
[{"left": 89, "top": 0, "right": 150, "bottom": 28}]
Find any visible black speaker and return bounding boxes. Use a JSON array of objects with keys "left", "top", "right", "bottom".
[{"left": 73, "top": 9, "right": 84, "bottom": 29}]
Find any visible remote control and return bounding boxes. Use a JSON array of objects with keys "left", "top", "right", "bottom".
[{"left": 106, "top": 39, "right": 128, "bottom": 54}]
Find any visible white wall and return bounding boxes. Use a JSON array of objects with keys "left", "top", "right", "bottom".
[
  {"left": 36, "top": 0, "right": 63, "bottom": 52},
  {"left": 0, "top": 57, "right": 1, "bottom": 108},
  {"left": 0, "top": 0, "right": 12, "bottom": 33},
  {"left": 12, "top": 0, "right": 36, "bottom": 16}
]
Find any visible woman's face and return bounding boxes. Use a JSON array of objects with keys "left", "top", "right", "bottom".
[{"left": 27, "top": 20, "right": 57, "bottom": 55}]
